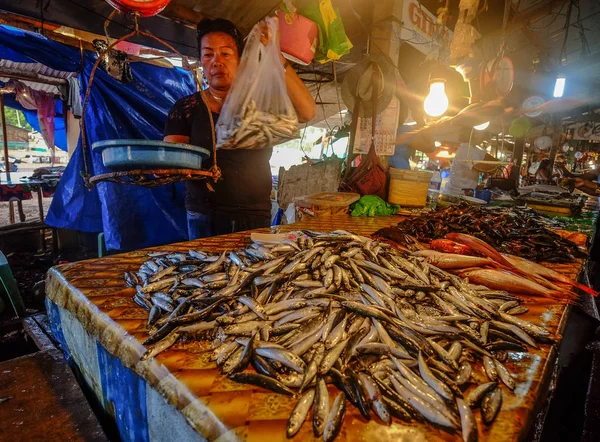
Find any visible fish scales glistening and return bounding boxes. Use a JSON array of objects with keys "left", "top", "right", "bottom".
[{"left": 126, "top": 229, "right": 555, "bottom": 441}]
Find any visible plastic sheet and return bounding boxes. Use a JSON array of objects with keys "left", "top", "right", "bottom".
[
  {"left": 0, "top": 25, "right": 197, "bottom": 251},
  {"left": 48, "top": 57, "right": 196, "bottom": 250}
]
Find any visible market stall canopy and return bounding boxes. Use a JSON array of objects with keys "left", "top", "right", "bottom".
[
  {"left": 0, "top": 60, "right": 73, "bottom": 95},
  {"left": 0, "top": 0, "right": 367, "bottom": 57},
  {"left": 0, "top": 0, "right": 372, "bottom": 127},
  {"left": 4, "top": 0, "right": 600, "bottom": 130},
  {"left": 0, "top": 24, "right": 198, "bottom": 251},
  {"left": 0, "top": 62, "right": 71, "bottom": 152}
]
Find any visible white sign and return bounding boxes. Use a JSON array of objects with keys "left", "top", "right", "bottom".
[
  {"left": 570, "top": 122, "right": 600, "bottom": 141},
  {"left": 400, "top": 0, "right": 452, "bottom": 56},
  {"left": 354, "top": 97, "right": 401, "bottom": 156}
]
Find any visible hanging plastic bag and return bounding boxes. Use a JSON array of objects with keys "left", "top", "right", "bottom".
[
  {"left": 341, "top": 62, "right": 387, "bottom": 199},
  {"left": 300, "top": 0, "right": 353, "bottom": 63},
  {"left": 216, "top": 18, "right": 299, "bottom": 150}
]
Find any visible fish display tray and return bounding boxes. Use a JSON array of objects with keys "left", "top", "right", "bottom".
[
  {"left": 92, "top": 139, "right": 210, "bottom": 171},
  {"left": 45, "top": 215, "right": 586, "bottom": 442}
]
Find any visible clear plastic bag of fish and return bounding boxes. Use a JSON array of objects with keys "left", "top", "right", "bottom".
[{"left": 216, "top": 18, "right": 299, "bottom": 150}]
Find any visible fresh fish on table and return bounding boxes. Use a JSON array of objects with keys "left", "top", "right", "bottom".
[
  {"left": 125, "top": 229, "right": 558, "bottom": 442},
  {"left": 228, "top": 372, "right": 295, "bottom": 396},
  {"left": 323, "top": 393, "right": 346, "bottom": 442},
  {"left": 374, "top": 204, "right": 586, "bottom": 263},
  {"left": 481, "top": 387, "right": 502, "bottom": 424},
  {"left": 461, "top": 269, "right": 566, "bottom": 300},
  {"left": 503, "top": 253, "right": 598, "bottom": 297},
  {"left": 456, "top": 397, "right": 478, "bottom": 442},
  {"left": 412, "top": 250, "right": 492, "bottom": 270},
  {"left": 287, "top": 389, "right": 315, "bottom": 438},
  {"left": 466, "top": 382, "right": 497, "bottom": 408},
  {"left": 314, "top": 378, "right": 330, "bottom": 437}
]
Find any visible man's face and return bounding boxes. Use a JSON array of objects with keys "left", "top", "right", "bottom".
[{"left": 200, "top": 32, "right": 239, "bottom": 91}]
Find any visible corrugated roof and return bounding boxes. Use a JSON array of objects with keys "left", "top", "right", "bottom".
[
  {"left": 0, "top": 59, "right": 74, "bottom": 79},
  {"left": 0, "top": 60, "right": 75, "bottom": 95}
]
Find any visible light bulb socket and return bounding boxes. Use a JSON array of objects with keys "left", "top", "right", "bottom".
[{"left": 428, "top": 78, "right": 446, "bottom": 86}]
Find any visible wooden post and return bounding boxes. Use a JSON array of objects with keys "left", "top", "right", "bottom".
[
  {"left": 0, "top": 94, "right": 10, "bottom": 182},
  {"left": 62, "top": 99, "right": 68, "bottom": 146},
  {"left": 36, "top": 186, "right": 46, "bottom": 250},
  {"left": 9, "top": 201, "right": 15, "bottom": 224}
]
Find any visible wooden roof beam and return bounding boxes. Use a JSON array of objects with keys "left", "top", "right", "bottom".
[
  {"left": 0, "top": 66, "right": 68, "bottom": 87},
  {"left": 158, "top": 3, "right": 204, "bottom": 28},
  {"left": 0, "top": 12, "right": 198, "bottom": 63}
]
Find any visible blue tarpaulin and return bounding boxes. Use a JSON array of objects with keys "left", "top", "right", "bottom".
[{"left": 0, "top": 25, "right": 196, "bottom": 251}]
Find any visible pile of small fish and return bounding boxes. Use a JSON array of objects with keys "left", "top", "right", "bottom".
[
  {"left": 374, "top": 204, "right": 587, "bottom": 263},
  {"left": 126, "top": 230, "right": 555, "bottom": 441},
  {"left": 216, "top": 100, "right": 299, "bottom": 150}
]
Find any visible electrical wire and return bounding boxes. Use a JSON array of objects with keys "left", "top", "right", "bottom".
[
  {"left": 506, "top": 7, "right": 600, "bottom": 58},
  {"left": 298, "top": 122, "right": 310, "bottom": 159},
  {"left": 558, "top": 0, "right": 574, "bottom": 65},
  {"left": 572, "top": 0, "right": 591, "bottom": 57},
  {"left": 332, "top": 61, "right": 346, "bottom": 133},
  {"left": 313, "top": 64, "right": 333, "bottom": 132},
  {"left": 527, "top": 0, "right": 569, "bottom": 30}
]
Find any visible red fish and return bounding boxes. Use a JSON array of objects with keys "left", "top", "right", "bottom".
[
  {"left": 462, "top": 269, "right": 577, "bottom": 303},
  {"left": 445, "top": 233, "right": 514, "bottom": 269},
  {"left": 430, "top": 239, "right": 477, "bottom": 256},
  {"left": 448, "top": 233, "right": 587, "bottom": 302},
  {"left": 412, "top": 250, "right": 493, "bottom": 269},
  {"left": 503, "top": 254, "right": 598, "bottom": 297}
]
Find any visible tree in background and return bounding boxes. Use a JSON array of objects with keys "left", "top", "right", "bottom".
[{"left": 4, "top": 107, "right": 33, "bottom": 131}]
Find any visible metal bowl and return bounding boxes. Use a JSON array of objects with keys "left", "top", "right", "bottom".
[{"left": 92, "top": 140, "right": 210, "bottom": 171}]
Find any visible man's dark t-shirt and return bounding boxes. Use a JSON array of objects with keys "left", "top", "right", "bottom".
[{"left": 164, "top": 92, "right": 272, "bottom": 221}]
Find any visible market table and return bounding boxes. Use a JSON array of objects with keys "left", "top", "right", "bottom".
[
  {"left": 45, "top": 215, "right": 586, "bottom": 442},
  {"left": 0, "top": 177, "right": 57, "bottom": 223}
]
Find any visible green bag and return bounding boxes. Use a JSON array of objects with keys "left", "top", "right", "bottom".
[
  {"left": 300, "top": 0, "right": 353, "bottom": 63},
  {"left": 351, "top": 195, "right": 399, "bottom": 217}
]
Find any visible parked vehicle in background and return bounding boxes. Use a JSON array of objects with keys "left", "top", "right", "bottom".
[{"left": 0, "top": 160, "right": 19, "bottom": 172}]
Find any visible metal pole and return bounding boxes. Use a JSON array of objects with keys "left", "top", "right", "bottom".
[
  {"left": 510, "top": 136, "right": 525, "bottom": 184},
  {"left": 548, "top": 116, "right": 561, "bottom": 183},
  {"left": 0, "top": 94, "right": 10, "bottom": 182}
]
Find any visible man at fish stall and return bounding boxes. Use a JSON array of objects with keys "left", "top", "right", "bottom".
[
  {"left": 164, "top": 18, "right": 316, "bottom": 239},
  {"left": 442, "top": 126, "right": 499, "bottom": 196}
]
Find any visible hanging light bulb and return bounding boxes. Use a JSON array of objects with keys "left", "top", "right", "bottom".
[
  {"left": 474, "top": 121, "right": 490, "bottom": 131},
  {"left": 424, "top": 79, "right": 449, "bottom": 117},
  {"left": 553, "top": 74, "right": 566, "bottom": 98}
]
